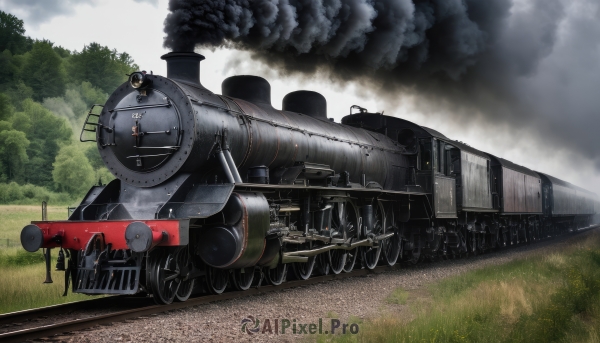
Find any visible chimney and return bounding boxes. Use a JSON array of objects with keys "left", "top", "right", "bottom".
[{"left": 160, "top": 52, "right": 205, "bottom": 87}]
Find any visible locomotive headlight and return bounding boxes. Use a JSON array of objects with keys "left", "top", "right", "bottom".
[{"left": 130, "top": 72, "right": 147, "bottom": 89}]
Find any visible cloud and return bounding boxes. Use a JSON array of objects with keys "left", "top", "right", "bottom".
[
  {"left": 0, "top": 0, "right": 98, "bottom": 26},
  {"left": 0, "top": 0, "right": 158, "bottom": 27},
  {"left": 133, "top": 0, "right": 159, "bottom": 6}
]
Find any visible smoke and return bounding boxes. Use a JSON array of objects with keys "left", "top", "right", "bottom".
[
  {"left": 163, "top": 0, "right": 505, "bottom": 76},
  {"left": 163, "top": 0, "right": 600, "bottom": 187}
]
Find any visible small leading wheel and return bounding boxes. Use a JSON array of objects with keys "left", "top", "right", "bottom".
[
  {"left": 175, "top": 247, "right": 195, "bottom": 302},
  {"left": 363, "top": 201, "right": 385, "bottom": 270},
  {"left": 265, "top": 263, "right": 287, "bottom": 286},
  {"left": 206, "top": 266, "right": 229, "bottom": 294},
  {"left": 231, "top": 268, "right": 254, "bottom": 291},
  {"left": 150, "top": 248, "right": 191, "bottom": 305}
]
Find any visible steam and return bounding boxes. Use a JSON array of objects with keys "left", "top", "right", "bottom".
[{"left": 164, "top": 0, "right": 600, "bottom": 188}]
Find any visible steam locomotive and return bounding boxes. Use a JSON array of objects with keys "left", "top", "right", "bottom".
[{"left": 20, "top": 52, "right": 599, "bottom": 304}]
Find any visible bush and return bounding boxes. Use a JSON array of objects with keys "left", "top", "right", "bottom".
[
  {"left": 0, "top": 182, "right": 73, "bottom": 204},
  {"left": 52, "top": 145, "right": 95, "bottom": 196}
]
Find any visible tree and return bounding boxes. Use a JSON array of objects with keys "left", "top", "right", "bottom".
[
  {"left": 0, "top": 121, "right": 29, "bottom": 181},
  {"left": 0, "top": 49, "right": 18, "bottom": 90},
  {"left": 85, "top": 144, "right": 114, "bottom": 186},
  {"left": 78, "top": 81, "right": 108, "bottom": 107},
  {"left": 53, "top": 45, "right": 70, "bottom": 58},
  {"left": 68, "top": 43, "right": 138, "bottom": 94},
  {"left": 16, "top": 99, "right": 71, "bottom": 142},
  {"left": 14, "top": 99, "right": 72, "bottom": 187},
  {"left": 6, "top": 81, "right": 33, "bottom": 108},
  {"left": 52, "top": 145, "right": 95, "bottom": 195},
  {"left": 0, "top": 11, "right": 31, "bottom": 54},
  {"left": 85, "top": 145, "right": 105, "bottom": 170},
  {"left": 0, "top": 93, "right": 12, "bottom": 121},
  {"left": 22, "top": 40, "right": 67, "bottom": 101}
]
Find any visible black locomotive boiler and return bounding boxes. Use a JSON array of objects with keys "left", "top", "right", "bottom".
[{"left": 20, "top": 52, "right": 599, "bottom": 304}]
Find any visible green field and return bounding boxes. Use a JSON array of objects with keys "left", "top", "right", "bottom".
[
  {"left": 321, "top": 231, "right": 600, "bottom": 343},
  {"left": 0, "top": 205, "right": 91, "bottom": 314}
]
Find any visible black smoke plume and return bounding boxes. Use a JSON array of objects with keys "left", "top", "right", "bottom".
[
  {"left": 164, "top": 0, "right": 509, "bottom": 77},
  {"left": 164, "top": 0, "right": 600, "bottom": 182}
]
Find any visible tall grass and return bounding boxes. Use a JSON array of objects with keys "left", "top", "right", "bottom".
[
  {"left": 0, "top": 205, "right": 68, "bottom": 243},
  {"left": 319, "top": 231, "right": 600, "bottom": 343},
  {"left": 0, "top": 263, "right": 92, "bottom": 314},
  {"left": 0, "top": 205, "right": 94, "bottom": 314},
  {"left": 385, "top": 288, "right": 409, "bottom": 305}
]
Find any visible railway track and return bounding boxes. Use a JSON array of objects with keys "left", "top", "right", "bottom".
[{"left": 2, "top": 225, "right": 598, "bottom": 343}]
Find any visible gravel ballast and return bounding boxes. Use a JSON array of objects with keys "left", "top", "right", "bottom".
[{"left": 53, "top": 230, "right": 596, "bottom": 343}]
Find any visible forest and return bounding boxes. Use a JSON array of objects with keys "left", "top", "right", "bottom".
[{"left": 0, "top": 10, "right": 137, "bottom": 204}]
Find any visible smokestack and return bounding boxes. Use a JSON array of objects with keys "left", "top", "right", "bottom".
[{"left": 160, "top": 52, "right": 205, "bottom": 87}]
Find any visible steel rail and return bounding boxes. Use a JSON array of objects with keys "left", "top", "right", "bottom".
[
  {"left": 1, "top": 225, "right": 597, "bottom": 343},
  {"left": 0, "top": 296, "right": 125, "bottom": 326}
]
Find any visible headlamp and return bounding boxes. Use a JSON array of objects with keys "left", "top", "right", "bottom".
[{"left": 130, "top": 72, "right": 148, "bottom": 89}]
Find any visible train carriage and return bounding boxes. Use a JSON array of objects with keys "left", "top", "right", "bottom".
[
  {"left": 537, "top": 172, "right": 597, "bottom": 232},
  {"left": 484, "top": 156, "right": 543, "bottom": 243}
]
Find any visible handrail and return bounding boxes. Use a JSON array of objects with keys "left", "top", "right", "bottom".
[{"left": 79, "top": 104, "right": 105, "bottom": 143}]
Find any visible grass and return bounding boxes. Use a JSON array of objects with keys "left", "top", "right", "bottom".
[
  {"left": 0, "top": 205, "right": 94, "bottom": 314},
  {"left": 317, "top": 231, "right": 600, "bottom": 343},
  {"left": 385, "top": 287, "right": 409, "bottom": 305},
  {"left": 0, "top": 205, "right": 68, "bottom": 244},
  {"left": 0, "top": 263, "right": 92, "bottom": 314},
  {"left": 327, "top": 311, "right": 340, "bottom": 318}
]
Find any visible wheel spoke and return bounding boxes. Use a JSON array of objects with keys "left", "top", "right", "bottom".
[
  {"left": 164, "top": 273, "right": 179, "bottom": 282},
  {"left": 150, "top": 250, "right": 180, "bottom": 305}
]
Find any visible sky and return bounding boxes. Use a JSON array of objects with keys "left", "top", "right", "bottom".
[{"left": 0, "top": 0, "right": 598, "bottom": 194}]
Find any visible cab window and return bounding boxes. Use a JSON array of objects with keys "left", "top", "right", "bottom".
[{"left": 420, "top": 141, "right": 432, "bottom": 171}]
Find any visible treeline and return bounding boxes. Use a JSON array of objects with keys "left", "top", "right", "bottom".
[{"left": 0, "top": 10, "right": 138, "bottom": 204}]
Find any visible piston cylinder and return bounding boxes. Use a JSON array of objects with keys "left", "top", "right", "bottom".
[{"left": 197, "top": 192, "right": 269, "bottom": 269}]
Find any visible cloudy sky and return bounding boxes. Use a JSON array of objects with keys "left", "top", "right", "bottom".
[{"left": 0, "top": 0, "right": 598, "bottom": 194}]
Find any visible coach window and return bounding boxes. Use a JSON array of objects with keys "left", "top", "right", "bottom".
[{"left": 420, "top": 140, "right": 432, "bottom": 171}]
